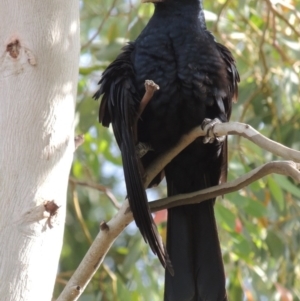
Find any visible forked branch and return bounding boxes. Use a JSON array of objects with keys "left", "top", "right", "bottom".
[
  {"left": 58, "top": 81, "right": 300, "bottom": 301},
  {"left": 57, "top": 119, "right": 300, "bottom": 301}
]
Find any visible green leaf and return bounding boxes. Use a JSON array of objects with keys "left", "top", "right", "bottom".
[
  {"left": 228, "top": 265, "right": 244, "bottom": 301},
  {"left": 231, "top": 232, "right": 253, "bottom": 260},
  {"left": 72, "top": 160, "right": 83, "bottom": 178},
  {"left": 268, "top": 176, "right": 285, "bottom": 211},
  {"left": 273, "top": 174, "right": 300, "bottom": 199},
  {"left": 229, "top": 193, "right": 250, "bottom": 208},
  {"left": 116, "top": 246, "right": 129, "bottom": 255},
  {"left": 215, "top": 203, "right": 236, "bottom": 231},
  {"left": 266, "top": 231, "right": 285, "bottom": 259},
  {"left": 107, "top": 22, "right": 119, "bottom": 43},
  {"left": 244, "top": 199, "right": 267, "bottom": 218}
]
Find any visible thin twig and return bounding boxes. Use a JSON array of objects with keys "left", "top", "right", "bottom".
[
  {"left": 259, "top": 9, "right": 270, "bottom": 77},
  {"left": 69, "top": 177, "right": 121, "bottom": 210},
  {"left": 213, "top": 0, "right": 232, "bottom": 34},
  {"left": 81, "top": 0, "right": 118, "bottom": 50},
  {"left": 265, "top": 0, "right": 300, "bottom": 37},
  {"left": 70, "top": 183, "right": 93, "bottom": 244},
  {"left": 238, "top": 86, "right": 262, "bottom": 123}
]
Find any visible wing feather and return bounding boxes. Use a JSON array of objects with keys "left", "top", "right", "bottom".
[
  {"left": 93, "top": 42, "right": 172, "bottom": 273},
  {"left": 216, "top": 42, "right": 240, "bottom": 184},
  {"left": 216, "top": 42, "right": 240, "bottom": 105}
]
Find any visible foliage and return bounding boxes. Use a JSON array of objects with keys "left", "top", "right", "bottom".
[{"left": 54, "top": 0, "right": 300, "bottom": 300}]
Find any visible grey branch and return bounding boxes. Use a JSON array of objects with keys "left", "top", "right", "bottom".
[{"left": 150, "top": 161, "right": 300, "bottom": 212}]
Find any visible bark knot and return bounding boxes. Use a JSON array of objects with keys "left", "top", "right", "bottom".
[
  {"left": 7, "top": 40, "right": 20, "bottom": 59},
  {"left": 44, "top": 200, "right": 60, "bottom": 229},
  {"left": 100, "top": 221, "right": 109, "bottom": 231}
]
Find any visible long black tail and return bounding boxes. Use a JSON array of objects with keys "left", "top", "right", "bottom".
[
  {"left": 164, "top": 143, "right": 227, "bottom": 301},
  {"left": 93, "top": 43, "right": 172, "bottom": 274}
]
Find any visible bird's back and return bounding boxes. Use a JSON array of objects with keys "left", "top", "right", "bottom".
[{"left": 134, "top": 9, "right": 232, "bottom": 156}]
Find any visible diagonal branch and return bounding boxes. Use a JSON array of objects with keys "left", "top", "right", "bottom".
[
  {"left": 144, "top": 121, "right": 300, "bottom": 188},
  {"left": 150, "top": 161, "right": 300, "bottom": 212},
  {"left": 57, "top": 121, "right": 300, "bottom": 301},
  {"left": 213, "top": 122, "right": 300, "bottom": 162}
]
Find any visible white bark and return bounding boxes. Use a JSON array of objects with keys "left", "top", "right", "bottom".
[{"left": 0, "top": 1, "right": 79, "bottom": 301}]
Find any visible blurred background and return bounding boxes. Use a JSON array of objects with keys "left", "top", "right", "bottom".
[{"left": 54, "top": 0, "right": 300, "bottom": 300}]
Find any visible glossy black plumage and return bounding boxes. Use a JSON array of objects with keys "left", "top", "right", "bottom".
[{"left": 94, "top": 0, "right": 239, "bottom": 300}]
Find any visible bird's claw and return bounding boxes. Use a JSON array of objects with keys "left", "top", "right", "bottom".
[
  {"left": 144, "top": 80, "right": 160, "bottom": 94},
  {"left": 136, "top": 142, "right": 153, "bottom": 158},
  {"left": 201, "top": 118, "right": 225, "bottom": 144}
]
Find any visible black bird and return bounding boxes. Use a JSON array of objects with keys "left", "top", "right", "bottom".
[{"left": 94, "top": 0, "right": 239, "bottom": 300}]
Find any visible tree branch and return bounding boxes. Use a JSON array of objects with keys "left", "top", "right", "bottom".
[
  {"left": 56, "top": 199, "right": 132, "bottom": 301},
  {"left": 57, "top": 121, "right": 300, "bottom": 301},
  {"left": 69, "top": 177, "right": 121, "bottom": 210},
  {"left": 144, "top": 121, "right": 300, "bottom": 188},
  {"left": 150, "top": 161, "right": 300, "bottom": 212}
]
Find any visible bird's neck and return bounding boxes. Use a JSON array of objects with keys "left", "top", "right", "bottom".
[
  {"left": 153, "top": 0, "right": 207, "bottom": 29},
  {"left": 198, "top": 0, "right": 206, "bottom": 29}
]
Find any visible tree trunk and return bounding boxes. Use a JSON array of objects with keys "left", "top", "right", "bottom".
[{"left": 0, "top": 1, "right": 79, "bottom": 300}]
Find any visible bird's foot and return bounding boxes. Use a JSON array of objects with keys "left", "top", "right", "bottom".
[
  {"left": 201, "top": 118, "right": 225, "bottom": 144},
  {"left": 133, "top": 80, "right": 160, "bottom": 143},
  {"left": 144, "top": 80, "right": 160, "bottom": 95},
  {"left": 137, "top": 80, "right": 159, "bottom": 119},
  {"left": 136, "top": 142, "right": 153, "bottom": 158}
]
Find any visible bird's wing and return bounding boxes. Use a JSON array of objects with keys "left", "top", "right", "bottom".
[
  {"left": 216, "top": 42, "right": 240, "bottom": 115},
  {"left": 93, "top": 42, "right": 171, "bottom": 273},
  {"left": 216, "top": 42, "right": 240, "bottom": 184}
]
